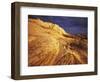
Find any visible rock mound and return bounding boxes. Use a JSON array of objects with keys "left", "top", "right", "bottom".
[{"left": 28, "top": 18, "right": 87, "bottom": 66}]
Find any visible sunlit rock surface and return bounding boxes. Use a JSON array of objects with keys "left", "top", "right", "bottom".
[{"left": 28, "top": 18, "right": 87, "bottom": 66}]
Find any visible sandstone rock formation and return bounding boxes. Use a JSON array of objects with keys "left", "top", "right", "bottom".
[{"left": 28, "top": 18, "right": 87, "bottom": 66}]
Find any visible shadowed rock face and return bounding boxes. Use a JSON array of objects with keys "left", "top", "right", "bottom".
[{"left": 28, "top": 18, "right": 87, "bottom": 66}]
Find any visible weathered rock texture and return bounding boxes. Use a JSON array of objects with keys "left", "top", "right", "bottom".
[{"left": 28, "top": 18, "right": 87, "bottom": 66}]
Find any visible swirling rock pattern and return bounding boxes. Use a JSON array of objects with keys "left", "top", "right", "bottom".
[{"left": 28, "top": 18, "right": 87, "bottom": 66}]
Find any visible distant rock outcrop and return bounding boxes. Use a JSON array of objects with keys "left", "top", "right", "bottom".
[{"left": 28, "top": 18, "right": 87, "bottom": 66}]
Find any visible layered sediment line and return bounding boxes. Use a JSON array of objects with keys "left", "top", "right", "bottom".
[{"left": 28, "top": 18, "right": 87, "bottom": 66}]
